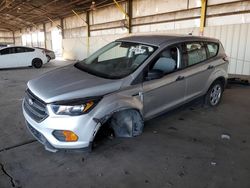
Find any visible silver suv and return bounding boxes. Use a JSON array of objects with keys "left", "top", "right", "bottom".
[{"left": 22, "top": 35, "right": 228, "bottom": 152}]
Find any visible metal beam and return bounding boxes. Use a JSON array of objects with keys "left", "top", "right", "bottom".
[
  {"left": 60, "top": 18, "right": 64, "bottom": 39},
  {"left": 72, "top": 9, "right": 88, "bottom": 25},
  {"left": 72, "top": 9, "right": 90, "bottom": 56},
  {"left": 86, "top": 11, "right": 90, "bottom": 56},
  {"left": 128, "top": 0, "right": 132, "bottom": 33},
  {"left": 113, "top": 0, "right": 130, "bottom": 31},
  {"left": 200, "top": 0, "right": 207, "bottom": 35},
  {"left": 12, "top": 31, "right": 15, "bottom": 45},
  {"left": 86, "top": 11, "right": 90, "bottom": 38}
]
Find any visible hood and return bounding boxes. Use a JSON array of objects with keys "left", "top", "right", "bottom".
[{"left": 27, "top": 65, "right": 122, "bottom": 103}]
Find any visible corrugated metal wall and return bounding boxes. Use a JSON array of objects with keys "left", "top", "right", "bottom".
[
  {"left": 204, "top": 24, "right": 250, "bottom": 75},
  {"left": 146, "top": 23, "right": 250, "bottom": 76},
  {"left": 14, "top": 0, "right": 250, "bottom": 75},
  {"left": 0, "top": 31, "right": 14, "bottom": 44}
]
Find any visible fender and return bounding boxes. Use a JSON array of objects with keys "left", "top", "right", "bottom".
[
  {"left": 204, "top": 65, "right": 228, "bottom": 93},
  {"left": 91, "top": 92, "right": 143, "bottom": 124}
]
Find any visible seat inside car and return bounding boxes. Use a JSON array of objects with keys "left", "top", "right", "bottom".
[
  {"left": 132, "top": 47, "right": 149, "bottom": 67},
  {"left": 153, "top": 50, "right": 176, "bottom": 74}
]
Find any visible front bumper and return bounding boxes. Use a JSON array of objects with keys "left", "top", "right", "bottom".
[{"left": 22, "top": 101, "right": 101, "bottom": 152}]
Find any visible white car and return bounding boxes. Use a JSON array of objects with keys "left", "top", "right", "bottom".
[{"left": 0, "top": 46, "right": 47, "bottom": 69}]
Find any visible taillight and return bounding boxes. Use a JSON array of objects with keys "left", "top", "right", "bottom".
[{"left": 223, "top": 56, "right": 229, "bottom": 62}]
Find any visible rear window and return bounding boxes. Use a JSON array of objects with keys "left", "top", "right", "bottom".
[
  {"left": 207, "top": 42, "right": 219, "bottom": 58},
  {"left": 24, "top": 47, "right": 35, "bottom": 52},
  {"left": 15, "top": 47, "right": 26, "bottom": 53},
  {"left": 185, "top": 42, "right": 207, "bottom": 66}
]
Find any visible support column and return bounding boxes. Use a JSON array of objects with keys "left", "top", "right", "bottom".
[
  {"left": 86, "top": 11, "right": 90, "bottom": 56},
  {"left": 128, "top": 0, "right": 132, "bottom": 33},
  {"left": 113, "top": 0, "right": 130, "bottom": 33},
  {"left": 200, "top": 0, "right": 207, "bottom": 35},
  {"left": 60, "top": 18, "right": 64, "bottom": 39},
  {"left": 12, "top": 31, "right": 15, "bottom": 45},
  {"left": 43, "top": 23, "right": 47, "bottom": 48}
]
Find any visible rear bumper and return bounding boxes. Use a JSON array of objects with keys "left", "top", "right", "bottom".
[{"left": 47, "top": 52, "right": 56, "bottom": 60}]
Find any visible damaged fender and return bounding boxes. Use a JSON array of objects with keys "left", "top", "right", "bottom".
[{"left": 90, "top": 91, "right": 144, "bottom": 139}]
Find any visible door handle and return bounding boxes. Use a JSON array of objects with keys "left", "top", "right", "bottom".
[
  {"left": 176, "top": 76, "right": 185, "bottom": 81},
  {"left": 207, "top": 65, "right": 214, "bottom": 70}
]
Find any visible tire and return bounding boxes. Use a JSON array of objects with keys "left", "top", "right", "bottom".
[
  {"left": 32, "top": 58, "right": 43, "bottom": 69},
  {"left": 205, "top": 80, "right": 223, "bottom": 107},
  {"left": 46, "top": 55, "right": 51, "bottom": 62}
]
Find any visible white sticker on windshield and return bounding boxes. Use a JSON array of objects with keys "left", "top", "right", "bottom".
[{"left": 130, "top": 46, "right": 146, "bottom": 55}]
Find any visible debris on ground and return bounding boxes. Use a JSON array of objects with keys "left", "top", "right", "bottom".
[
  {"left": 211, "top": 161, "right": 217, "bottom": 166},
  {"left": 168, "top": 126, "right": 178, "bottom": 131},
  {"left": 221, "top": 134, "right": 231, "bottom": 140},
  {"left": 153, "top": 130, "right": 158, "bottom": 134},
  {"left": 124, "top": 170, "right": 129, "bottom": 175}
]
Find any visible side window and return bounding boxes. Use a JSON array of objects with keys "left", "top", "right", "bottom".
[
  {"left": 15, "top": 47, "right": 26, "bottom": 53},
  {"left": 24, "top": 47, "right": 35, "bottom": 52},
  {"left": 0, "top": 48, "right": 15, "bottom": 55},
  {"left": 207, "top": 42, "right": 218, "bottom": 58},
  {"left": 186, "top": 42, "right": 206, "bottom": 66},
  {"left": 0, "top": 48, "right": 10, "bottom": 55},
  {"left": 151, "top": 46, "right": 180, "bottom": 74}
]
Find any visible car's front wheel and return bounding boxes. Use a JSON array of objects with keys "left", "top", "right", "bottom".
[
  {"left": 32, "top": 58, "right": 43, "bottom": 69},
  {"left": 110, "top": 109, "right": 144, "bottom": 137},
  {"left": 205, "top": 81, "right": 223, "bottom": 106}
]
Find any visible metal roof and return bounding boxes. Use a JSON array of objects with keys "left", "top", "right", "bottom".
[
  {"left": 117, "top": 34, "right": 218, "bottom": 46},
  {"left": 0, "top": 0, "right": 121, "bottom": 31}
]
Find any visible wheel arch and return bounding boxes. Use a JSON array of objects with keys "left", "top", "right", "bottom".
[
  {"left": 90, "top": 96, "right": 143, "bottom": 141},
  {"left": 32, "top": 57, "right": 42, "bottom": 64},
  {"left": 205, "top": 69, "right": 228, "bottom": 93}
]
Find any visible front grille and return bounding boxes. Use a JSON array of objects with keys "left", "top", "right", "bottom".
[
  {"left": 23, "top": 89, "right": 48, "bottom": 122},
  {"left": 26, "top": 121, "right": 47, "bottom": 144}
]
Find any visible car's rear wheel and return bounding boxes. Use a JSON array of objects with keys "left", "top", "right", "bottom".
[
  {"left": 32, "top": 58, "right": 43, "bottom": 69},
  {"left": 205, "top": 81, "right": 223, "bottom": 107}
]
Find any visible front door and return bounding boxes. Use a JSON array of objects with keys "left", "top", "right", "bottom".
[
  {"left": 0, "top": 47, "right": 17, "bottom": 68},
  {"left": 143, "top": 45, "right": 186, "bottom": 119}
]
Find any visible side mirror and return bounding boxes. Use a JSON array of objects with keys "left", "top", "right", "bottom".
[{"left": 145, "top": 69, "right": 164, "bottom": 81}]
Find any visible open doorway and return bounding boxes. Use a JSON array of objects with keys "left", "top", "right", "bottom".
[{"left": 51, "top": 27, "right": 62, "bottom": 58}]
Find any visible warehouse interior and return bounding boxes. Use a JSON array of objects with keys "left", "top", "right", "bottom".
[
  {"left": 0, "top": 0, "right": 249, "bottom": 75},
  {"left": 0, "top": 0, "right": 250, "bottom": 188}
]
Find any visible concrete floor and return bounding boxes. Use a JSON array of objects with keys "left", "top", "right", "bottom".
[{"left": 0, "top": 60, "right": 250, "bottom": 188}]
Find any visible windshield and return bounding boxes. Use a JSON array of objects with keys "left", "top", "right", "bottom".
[{"left": 75, "top": 41, "right": 157, "bottom": 79}]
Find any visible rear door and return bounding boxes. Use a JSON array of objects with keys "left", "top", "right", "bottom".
[
  {"left": 182, "top": 41, "right": 217, "bottom": 101},
  {"left": 14, "top": 47, "right": 27, "bottom": 66},
  {"left": 15, "top": 47, "right": 35, "bottom": 67}
]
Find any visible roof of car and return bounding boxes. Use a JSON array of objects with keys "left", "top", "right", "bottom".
[
  {"left": 0, "top": 46, "right": 34, "bottom": 49},
  {"left": 117, "top": 34, "right": 218, "bottom": 46}
]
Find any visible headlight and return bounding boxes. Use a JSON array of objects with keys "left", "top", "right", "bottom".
[{"left": 50, "top": 101, "right": 95, "bottom": 116}]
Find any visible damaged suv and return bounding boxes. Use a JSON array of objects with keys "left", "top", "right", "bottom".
[{"left": 22, "top": 35, "right": 228, "bottom": 152}]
